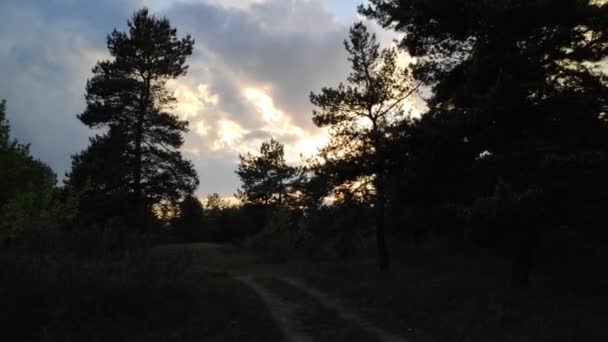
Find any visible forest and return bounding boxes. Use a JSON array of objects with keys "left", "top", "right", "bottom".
[{"left": 1, "top": 1, "right": 607, "bottom": 341}]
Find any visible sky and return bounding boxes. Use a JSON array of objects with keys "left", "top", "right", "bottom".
[{"left": 0, "top": 0, "right": 403, "bottom": 199}]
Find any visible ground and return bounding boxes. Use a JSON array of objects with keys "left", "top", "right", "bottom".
[
  {"left": 3, "top": 242, "right": 606, "bottom": 341},
  {"left": 167, "top": 242, "right": 608, "bottom": 342},
  {"left": 162, "top": 243, "right": 405, "bottom": 342}
]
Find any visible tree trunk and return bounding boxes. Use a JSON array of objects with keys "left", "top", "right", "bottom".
[
  {"left": 133, "top": 77, "right": 149, "bottom": 227},
  {"left": 511, "top": 228, "right": 540, "bottom": 288},
  {"left": 370, "top": 121, "right": 390, "bottom": 271},
  {"left": 134, "top": 124, "right": 143, "bottom": 202},
  {"left": 375, "top": 173, "right": 390, "bottom": 271},
  {"left": 374, "top": 148, "right": 390, "bottom": 271}
]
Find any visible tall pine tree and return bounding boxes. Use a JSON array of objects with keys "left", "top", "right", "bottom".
[
  {"left": 362, "top": 0, "right": 608, "bottom": 285},
  {"left": 310, "top": 23, "right": 417, "bottom": 271},
  {"left": 68, "top": 8, "right": 199, "bottom": 226}
]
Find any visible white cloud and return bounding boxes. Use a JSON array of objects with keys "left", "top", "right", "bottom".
[
  {"left": 243, "top": 87, "right": 328, "bottom": 162},
  {"left": 195, "top": 121, "right": 210, "bottom": 136},
  {"left": 182, "top": 146, "right": 202, "bottom": 156},
  {"left": 141, "top": 0, "right": 269, "bottom": 11},
  {"left": 211, "top": 118, "right": 250, "bottom": 152},
  {"left": 168, "top": 80, "right": 220, "bottom": 120}
]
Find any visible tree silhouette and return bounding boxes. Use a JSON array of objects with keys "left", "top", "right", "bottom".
[
  {"left": 362, "top": 0, "right": 608, "bottom": 284},
  {"left": 310, "top": 22, "right": 417, "bottom": 271},
  {"left": 236, "top": 138, "right": 297, "bottom": 206},
  {"left": 1, "top": 100, "right": 78, "bottom": 239},
  {"left": 0, "top": 100, "right": 56, "bottom": 209},
  {"left": 172, "top": 195, "right": 205, "bottom": 241},
  {"left": 67, "top": 8, "right": 199, "bottom": 226},
  {"left": 205, "top": 193, "right": 230, "bottom": 212},
  {"left": 0, "top": 100, "right": 8, "bottom": 146}
]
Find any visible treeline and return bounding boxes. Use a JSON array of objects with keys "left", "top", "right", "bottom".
[
  {"left": 1, "top": 1, "right": 607, "bottom": 292},
  {"left": 0, "top": 100, "right": 79, "bottom": 245},
  {"left": 0, "top": 11, "right": 205, "bottom": 338},
  {"left": 176, "top": 0, "right": 607, "bottom": 288}
]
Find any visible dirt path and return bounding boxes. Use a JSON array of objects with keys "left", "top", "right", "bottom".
[
  {"left": 279, "top": 277, "right": 407, "bottom": 342},
  {"left": 235, "top": 276, "right": 313, "bottom": 342}
]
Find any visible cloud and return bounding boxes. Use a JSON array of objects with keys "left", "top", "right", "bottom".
[
  {"left": 158, "top": 0, "right": 360, "bottom": 195},
  {"left": 0, "top": 0, "right": 401, "bottom": 198},
  {"left": 142, "top": 0, "right": 269, "bottom": 11},
  {"left": 0, "top": 0, "right": 123, "bottom": 177},
  {"left": 164, "top": 0, "right": 353, "bottom": 129},
  {"left": 169, "top": 80, "right": 220, "bottom": 120}
]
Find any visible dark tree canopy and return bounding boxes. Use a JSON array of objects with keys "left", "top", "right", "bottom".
[
  {"left": 236, "top": 138, "right": 297, "bottom": 206},
  {"left": 0, "top": 100, "right": 57, "bottom": 208},
  {"left": 0, "top": 100, "right": 8, "bottom": 147},
  {"left": 361, "top": 0, "right": 607, "bottom": 142},
  {"left": 362, "top": 0, "right": 608, "bottom": 285},
  {"left": 172, "top": 195, "right": 205, "bottom": 241},
  {"left": 68, "top": 8, "right": 199, "bottom": 224},
  {"left": 310, "top": 22, "right": 417, "bottom": 270},
  {"left": 362, "top": 0, "right": 608, "bottom": 212}
]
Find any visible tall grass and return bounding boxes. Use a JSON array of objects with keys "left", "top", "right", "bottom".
[{"left": 0, "top": 225, "right": 194, "bottom": 341}]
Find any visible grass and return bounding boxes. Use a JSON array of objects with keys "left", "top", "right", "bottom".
[
  {"left": 162, "top": 242, "right": 608, "bottom": 342},
  {"left": 0, "top": 243, "right": 283, "bottom": 342},
  {"left": 287, "top": 248, "right": 608, "bottom": 342},
  {"left": 6, "top": 239, "right": 604, "bottom": 342},
  {"left": 160, "top": 242, "right": 294, "bottom": 278}
]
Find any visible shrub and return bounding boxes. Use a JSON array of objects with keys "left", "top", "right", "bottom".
[
  {"left": 0, "top": 186, "right": 79, "bottom": 243},
  {"left": 245, "top": 207, "right": 295, "bottom": 262}
]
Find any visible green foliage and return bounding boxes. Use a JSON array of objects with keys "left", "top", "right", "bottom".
[
  {"left": 236, "top": 138, "right": 297, "bottom": 206},
  {"left": 68, "top": 8, "right": 199, "bottom": 225},
  {"left": 0, "top": 100, "right": 57, "bottom": 208},
  {"left": 0, "top": 187, "right": 79, "bottom": 239},
  {"left": 205, "top": 192, "right": 229, "bottom": 212},
  {"left": 0, "top": 100, "right": 77, "bottom": 240}
]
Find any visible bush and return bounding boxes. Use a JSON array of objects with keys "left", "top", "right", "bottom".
[
  {"left": 245, "top": 207, "right": 295, "bottom": 262},
  {"left": 0, "top": 187, "right": 79, "bottom": 242}
]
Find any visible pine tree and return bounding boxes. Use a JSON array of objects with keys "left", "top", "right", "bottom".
[
  {"left": 68, "top": 8, "right": 199, "bottom": 225},
  {"left": 236, "top": 138, "right": 296, "bottom": 206},
  {"left": 172, "top": 195, "right": 205, "bottom": 242},
  {"left": 362, "top": 0, "right": 608, "bottom": 284},
  {"left": 310, "top": 23, "right": 417, "bottom": 271}
]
